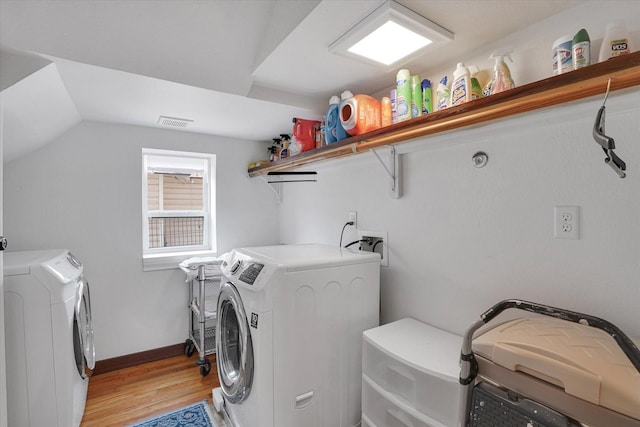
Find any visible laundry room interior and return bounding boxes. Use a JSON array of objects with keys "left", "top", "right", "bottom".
[{"left": 1, "top": 1, "right": 639, "bottom": 427}]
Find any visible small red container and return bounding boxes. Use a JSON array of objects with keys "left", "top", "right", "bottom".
[{"left": 292, "top": 118, "right": 321, "bottom": 152}]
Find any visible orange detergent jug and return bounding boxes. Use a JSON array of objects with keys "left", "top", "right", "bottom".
[
  {"left": 292, "top": 118, "right": 321, "bottom": 152},
  {"left": 339, "top": 94, "right": 381, "bottom": 136}
]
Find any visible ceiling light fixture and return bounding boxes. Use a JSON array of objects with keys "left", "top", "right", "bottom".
[{"left": 329, "top": 0, "right": 454, "bottom": 69}]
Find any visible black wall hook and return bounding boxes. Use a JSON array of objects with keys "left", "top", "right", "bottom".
[{"left": 593, "top": 78, "right": 626, "bottom": 178}]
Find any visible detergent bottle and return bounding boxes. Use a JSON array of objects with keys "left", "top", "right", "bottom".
[
  {"left": 489, "top": 51, "right": 515, "bottom": 95},
  {"left": 292, "top": 118, "right": 321, "bottom": 152},
  {"left": 599, "top": 20, "right": 634, "bottom": 62},
  {"left": 436, "top": 76, "right": 450, "bottom": 111},
  {"left": 451, "top": 63, "right": 472, "bottom": 106},
  {"left": 340, "top": 94, "right": 381, "bottom": 136},
  {"left": 324, "top": 96, "right": 347, "bottom": 144}
]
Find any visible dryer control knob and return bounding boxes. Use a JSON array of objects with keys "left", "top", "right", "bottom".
[{"left": 230, "top": 260, "right": 242, "bottom": 274}]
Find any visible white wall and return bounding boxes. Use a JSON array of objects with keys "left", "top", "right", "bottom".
[
  {"left": 280, "top": 2, "right": 640, "bottom": 338},
  {"left": 3, "top": 121, "right": 279, "bottom": 359},
  {"left": 280, "top": 90, "right": 640, "bottom": 337}
]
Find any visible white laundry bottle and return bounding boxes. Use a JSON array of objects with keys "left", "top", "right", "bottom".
[
  {"left": 599, "top": 20, "right": 634, "bottom": 62},
  {"left": 451, "top": 62, "right": 471, "bottom": 106}
]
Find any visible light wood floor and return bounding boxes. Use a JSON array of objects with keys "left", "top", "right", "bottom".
[{"left": 81, "top": 354, "right": 220, "bottom": 426}]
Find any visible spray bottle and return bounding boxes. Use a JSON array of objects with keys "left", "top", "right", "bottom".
[
  {"left": 488, "top": 51, "right": 515, "bottom": 95},
  {"left": 436, "top": 76, "right": 450, "bottom": 111},
  {"left": 279, "top": 134, "right": 290, "bottom": 159}
]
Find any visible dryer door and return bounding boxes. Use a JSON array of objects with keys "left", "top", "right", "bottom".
[
  {"left": 216, "top": 281, "right": 254, "bottom": 404},
  {"left": 73, "top": 278, "right": 95, "bottom": 379}
]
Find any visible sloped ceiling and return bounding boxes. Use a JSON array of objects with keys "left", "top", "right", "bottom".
[{"left": 0, "top": 0, "right": 578, "bottom": 163}]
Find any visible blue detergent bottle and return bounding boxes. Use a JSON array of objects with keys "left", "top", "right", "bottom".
[
  {"left": 324, "top": 95, "right": 348, "bottom": 144},
  {"left": 324, "top": 96, "right": 340, "bottom": 144}
]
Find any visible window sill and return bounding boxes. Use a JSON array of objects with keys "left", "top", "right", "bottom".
[{"left": 143, "top": 250, "right": 218, "bottom": 272}]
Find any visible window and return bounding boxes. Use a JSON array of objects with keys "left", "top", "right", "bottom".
[{"left": 142, "top": 149, "right": 216, "bottom": 269}]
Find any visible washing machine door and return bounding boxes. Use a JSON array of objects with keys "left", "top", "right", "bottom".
[
  {"left": 73, "top": 278, "right": 95, "bottom": 379},
  {"left": 216, "top": 281, "right": 254, "bottom": 404}
]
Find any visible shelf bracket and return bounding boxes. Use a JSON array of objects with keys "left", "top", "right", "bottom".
[
  {"left": 260, "top": 175, "right": 282, "bottom": 204},
  {"left": 372, "top": 146, "right": 401, "bottom": 198}
]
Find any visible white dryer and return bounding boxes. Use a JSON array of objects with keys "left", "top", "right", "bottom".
[
  {"left": 3, "top": 249, "right": 95, "bottom": 427},
  {"left": 214, "top": 244, "right": 380, "bottom": 427}
]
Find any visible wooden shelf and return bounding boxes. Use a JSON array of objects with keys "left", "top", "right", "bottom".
[{"left": 249, "top": 51, "right": 640, "bottom": 178}]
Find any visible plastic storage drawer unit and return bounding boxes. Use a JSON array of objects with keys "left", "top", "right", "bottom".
[
  {"left": 362, "top": 318, "right": 462, "bottom": 427},
  {"left": 362, "top": 374, "right": 446, "bottom": 427}
]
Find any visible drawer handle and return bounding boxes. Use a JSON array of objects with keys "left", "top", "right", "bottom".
[{"left": 295, "top": 390, "right": 314, "bottom": 409}]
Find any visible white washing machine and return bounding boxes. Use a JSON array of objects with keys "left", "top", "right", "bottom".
[
  {"left": 213, "top": 244, "right": 380, "bottom": 427},
  {"left": 3, "top": 249, "right": 95, "bottom": 427}
]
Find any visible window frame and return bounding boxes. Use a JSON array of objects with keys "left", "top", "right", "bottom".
[{"left": 142, "top": 148, "right": 216, "bottom": 270}]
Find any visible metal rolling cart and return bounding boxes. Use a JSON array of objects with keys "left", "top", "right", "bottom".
[
  {"left": 458, "top": 299, "right": 640, "bottom": 427},
  {"left": 180, "top": 258, "right": 222, "bottom": 377}
]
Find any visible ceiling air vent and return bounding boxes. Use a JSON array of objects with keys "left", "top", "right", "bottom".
[{"left": 157, "top": 116, "right": 194, "bottom": 128}]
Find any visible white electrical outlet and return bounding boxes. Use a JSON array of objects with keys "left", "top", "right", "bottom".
[
  {"left": 554, "top": 206, "right": 580, "bottom": 239},
  {"left": 349, "top": 211, "right": 357, "bottom": 228}
]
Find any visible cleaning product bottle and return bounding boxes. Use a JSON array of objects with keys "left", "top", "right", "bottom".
[
  {"left": 599, "top": 20, "right": 634, "bottom": 62},
  {"left": 339, "top": 94, "right": 381, "bottom": 136},
  {"left": 468, "top": 66, "right": 482, "bottom": 100},
  {"left": 273, "top": 138, "right": 282, "bottom": 159},
  {"left": 436, "top": 76, "right": 450, "bottom": 111},
  {"left": 421, "top": 79, "right": 433, "bottom": 114},
  {"left": 324, "top": 95, "right": 346, "bottom": 144},
  {"left": 292, "top": 118, "right": 320, "bottom": 152},
  {"left": 336, "top": 90, "right": 353, "bottom": 140},
  {"left": 489, "top": 51, "right": 516, "bottom": 95},
  {"left": 390, "top": 89, "right": 398, "bottom": 124},
  {"left": 552, "top": 35, "right": 572, "bottom": 75},
  {"left": 396, "top": 69, "right": 412, "bottom": 122},
  {"left": 268, "top": 139, "right": 280, "bottom": 162},
  {"left": 451, "top": 63, "right": 472, "bottom": 106},
  {"left": 289, "top": 137, "right": 302, "bottom": 156},
  {"left": 279, "top": 134, "right": 290, "bottom": 159},
  {"left": 572, "top": 28, "right": 591, "bottom": 70},
  {"left": 381, "top": 96, "right": 392, "bottom": 127},
  {"left": 410, "top": 74, "right": 422, "bottom": 118}
]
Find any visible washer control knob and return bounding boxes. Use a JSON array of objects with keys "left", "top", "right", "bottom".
[
  {"left": 230, "top": 260, "right": 242, "bottom": 274},
  {"left": 0, "top": 236, "right": 7, "bottom": 251}
]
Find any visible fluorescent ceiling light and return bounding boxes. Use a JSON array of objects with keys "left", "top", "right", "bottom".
[
  {"left": 348, "top": 21, "right": 431, "bottom": 65},
  {"left": 329, "top": 0, "right": 453, "bottom": 69}
]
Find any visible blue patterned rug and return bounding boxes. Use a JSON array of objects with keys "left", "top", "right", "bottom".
[{"left": 128, "top": 400, "right": 214, "bottom": 427}]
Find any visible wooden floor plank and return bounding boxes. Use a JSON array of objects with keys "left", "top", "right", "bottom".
[{"left": 81, "top": 354, "right": 219, "bottom": 426}]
